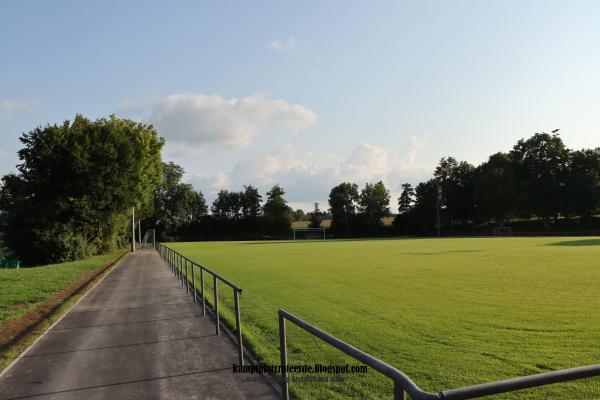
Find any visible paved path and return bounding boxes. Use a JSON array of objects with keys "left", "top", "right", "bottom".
[{"left": 0, "top": 250, "right": 278, "bottom": 400}]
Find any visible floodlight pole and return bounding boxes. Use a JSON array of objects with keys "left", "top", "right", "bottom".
[
  {"left": 152, "top": 229, "right": 156, "bottom": 250},
  {"left": 138, "top": 220, "right": 142, "bottom": 247},
  {"left": 131, "top": 207, "right": 135, "bottom": 252}
]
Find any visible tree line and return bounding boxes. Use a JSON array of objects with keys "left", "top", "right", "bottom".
[
  {"left": 150, "top": 165, "right": 296, "bottom": 241},
  {"left": 145, "top": 159, "right": 396, "bottom": 241},
  {"left": 2, "top": 116, "right": 598, "bottom": 266},
  {"left": 146, "top": 163, "right": 334, "bottom": 241},
  {"left": 395, "top": 132, "right": 600, "bottom": 235},
  {"left": 165, "top": 131, "right": 600, "bottom": 238}
]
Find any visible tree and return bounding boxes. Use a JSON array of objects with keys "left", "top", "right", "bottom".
[
  {"left": 0, "top": 115, "right": 164, "bottom": 265},
  {"left": 308, "top": 202, "right": 323, "bottom": 228},
  {"left": 474, "top": 152, "right": 518, "bottom": 225},
  {"left": 328, "top": 182, "right": 359, "bottom": 233},
  {"left": 263, "top": 185, "right": 292, "bottom": 232},
  {"left": 190, "top": 191, "right": 209, "bottom": 221},
  {"left": 410, "top": 179, "right": 438, "bottom": 232},
  {"left": 394, "top": 183, "right": 415, "bottom": 231},
  {"left": 563, "top": 148, "right": 600, "bottom": 221},
  {"left": 434, "top": 157, "right": 476, "bottom": 225},
  {"left": 358, "top": 181, "right": 391, "bottom": 227},
  {"left": 240, "top": 185, "right": 262, "bottom": 218},
  {"left": 398, "top": 183, "right": 415, "bottom": 215},
  {"left": 511, "top": 132, "right": 569, "bottom": 226},
  {"left": 292, "top": 209, "right": 306, "bottom": 222},
  {"left": 211, "top": 190, "right": 241, "bottom": 219},
  {"left": 150, "top": 162, "right": 206, "bottom": 238}
]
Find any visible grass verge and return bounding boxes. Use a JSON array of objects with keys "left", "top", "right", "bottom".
[{"left": 0, "top": 250, "right": 127, "bottom": 371}]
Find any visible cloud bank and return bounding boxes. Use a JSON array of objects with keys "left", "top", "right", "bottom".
[
  {"left": 189, "top": 135, "right": 432, "bottom": 209},
  {"left": 122, "top": 94, "right": 317, "bottom": 153}
]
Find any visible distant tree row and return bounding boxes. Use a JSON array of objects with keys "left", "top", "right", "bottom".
[
  {"left": 146, "top": 166, "right": 296, "bottom": 240},
  {"left": 327, "top": 181, "right": 391, "bottom": 235},
  {"left": 395, "top": 132, "right": 600, "bottom": 234},
  {"left": 157, "top": 132, "right": 600, "bottom": 240}
]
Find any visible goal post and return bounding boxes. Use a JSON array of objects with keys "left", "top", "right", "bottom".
[
  {"left": 292, "top": 228, "right": 326, "bottom": 240},
  {"left": 492, "top": 226, "right": 513, "bottom": 237}
]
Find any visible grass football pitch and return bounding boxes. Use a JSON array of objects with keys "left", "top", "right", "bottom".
[{"left": 168, "top": 237, "right": 600, "bottom": 399}]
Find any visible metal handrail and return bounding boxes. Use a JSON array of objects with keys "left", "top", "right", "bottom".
[
  {"left": 278, "top": 309, "right": 600, "bottom": 400},
  {"left": 158, "top": 244, "right": 245, "bottom": 365}
]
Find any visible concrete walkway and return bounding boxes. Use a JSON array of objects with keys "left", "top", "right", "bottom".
[{"left": 0, "top": 250, "right": 278, "bottom": 400}]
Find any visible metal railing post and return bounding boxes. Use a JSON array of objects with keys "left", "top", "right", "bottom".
[
  {"left": 214, "top": 275, "right": 220, "bottom": 335},
  {"left": 200, "top": 268, "right": 206, "bottom": 316},
  {"left": 279, "top": 313, "right": 289, "bottom": 400},
  {"left": 192, "top": 263, "right": 196, "bottom": 302},
  {"left": 234, "top": 288, "right": 244, "bottom": 365},
  {"left": 185, "top": 259, "right": 189, "bottom": 294},
  {"left": 180, "top": 254, "right": 184, "bottom": 285},
  {"left": 394, "top": 382, "right": 407, "bottom": 400},
  {"left": 160, "top": 246, "right": 246, "bottom": 370}
]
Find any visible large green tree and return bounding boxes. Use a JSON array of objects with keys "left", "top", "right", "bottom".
[
  {"left": 410, "top": 179, "right": 439, "bottom": 232},
  {"left": 511, "top": 132, "right": 569, "bottom": 225},
  {"left": 434, "top": 157, "right": 476, "bottom": 225},
  {"left": 328, "top": 182, "right": 359, "bottom": 233},
  {"left": 0, "top": 115, "right": 164, "bottom": 265},
  {"left": 394, "top": 183, "right": 415, "bottom": 231},
  {"left": 308, "top": 202, "right": 323, "bottom": 228},
  {"left": 358, "top": 181, "right": 391, "bottom": 227},
  {"left": 211, "top": 190, "right": 241, "bottom": 219},
  {"left": 240, "top": 185, "right": 262, "bottom": 218},
  {"left": 263, "top": 185, "right": 292, "bottom": 233},
  {"left": 397, "top": 183, "right": 415, "bottom": 216},
  {"left": 474, "top": 152, "right": 518, "bottom": 225},
  {"left": 151, "top": 162, "right": 207, "bottom": 238},
  {"left": 563, "top": 148, "right": 600, "bottom": 221}
]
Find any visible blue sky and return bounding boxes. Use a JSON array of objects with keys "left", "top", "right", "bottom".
[{"left": 1, "top": 1, "right": 599, "bottom": 210}]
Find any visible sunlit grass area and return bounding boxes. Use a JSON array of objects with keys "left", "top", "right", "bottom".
[
  {"left": 0, "top": 250, "right": 126, "bottom": 325},
  {"left": 168, "top": 237, "right": 600, "bottom": 399}
]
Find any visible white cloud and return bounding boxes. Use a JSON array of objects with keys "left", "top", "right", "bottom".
[
  {"left": 122, "top": 93, "right": 317, "bottom": 153},
  {"left": 401, "top": 134, "right": 428, "bottom": 164},
  {"left": 342, "top": 143, "right": 389, "bottom": 182},
  {"left": 387, "top": 134, "right": 433, "bottom": 192},
  {"left": 187, "top": 136, "right": 434, "bottom": 210},
  {"left": 0, "top": 100, "right": 41, "bottom": 112},
  {"left": 269, "top": 37, "right": 296, "bottom": 52},
  {"left": 189, "top": 172, "right": 231, "bottom": 198}
]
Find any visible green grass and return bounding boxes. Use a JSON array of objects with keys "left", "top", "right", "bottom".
[
  {"left": 168, "top": 238, "right": 600, "bottom": 399},
  {"left": 0, "top": 250, "right": 125, "bottom": 325}
]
